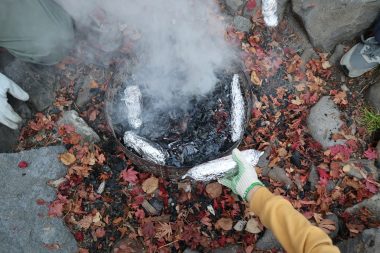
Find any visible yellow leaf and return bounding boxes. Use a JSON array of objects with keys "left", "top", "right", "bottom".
[
  {"left": 142, "top": 177, "right": 159, "bottom": 194},
  {"left": 250, "top": 71, "right": 262, "bottom": 86},
  {"left": 291, "top": 96, "right": 304, "bottom": 105},
  {"left": 60, "top": 152, "right": 76, "bottom": 166}
]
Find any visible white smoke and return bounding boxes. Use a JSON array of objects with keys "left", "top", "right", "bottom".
[{"left": 57, "top": 0, "right": 236, "bottom": 109}]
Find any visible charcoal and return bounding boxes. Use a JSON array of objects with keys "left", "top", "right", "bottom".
[{"left": 112, "top": 71, "right": 245, "bottom": 167}]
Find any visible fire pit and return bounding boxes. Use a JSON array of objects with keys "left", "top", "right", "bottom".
[{"left": 106, "top": 66, "right": 253, "bottom": 179}]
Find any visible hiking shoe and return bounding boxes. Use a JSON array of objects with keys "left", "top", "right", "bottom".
[{"left": 340, "top": 36, "right": 380, "bottom": 77}]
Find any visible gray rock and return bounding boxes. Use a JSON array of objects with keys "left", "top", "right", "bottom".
[
  {"left": 0, "top": 125, "right": 19, "bottom": 153},
  {"left": 326, "top": 213, "right": 339, "bottom": 239},
  {"left": 183, "top": 249, "right": 200, "bottom": 253},
  {"left": 263, "top": 166, "right": 293, "bottom": 189},
  {"left": 292, "top": 0, "right": 380, "bottom": 52},
  {"left": 225, "top": 0, "right": 245, "bottom": 14},
  {"left": 3, "top": 59, "right": 59, "bottom": 111},
  {"left": 366, "top": 80, "right": 380, "bottom": 113},
  {"left": 338, "top": 228, "right": 380, "bottom": 253},
  {"left": 256, "top": 229, "right": 282, "bottom": 250},
  {"left": 0, "top": 101, "right": 33, "bottom": 153},
  {"left": 257, "top": 146, "right": 271, "bottom": 168},
  {"left": 277, "top": 0, "right": 290, "bottom": 23},
  {"left": 0, "top": 146, "right": 77, "bottom": 253},
  {"left": 329, "top": 44, "right": 346, "bottom": 66},
  {"left": 233, "top": 16, "right": 252, "bottom": 32},
  {"left": 343, "top": 159, "right": 379, "bottom": 180},
  {"left": 346, "top": 193, "right": 380, "bottom": 221},
  {"left": 307, "top": 96, "right": 344, "bottom": 149},
  {"left": 57, "top": 110, "right": 100, "bottom": 143},
  {"left": 308, "top": 165, "right": 319, "bottom": 190},
  {"left": 211, "top": 245, "right": 244, "bottom": 253}
]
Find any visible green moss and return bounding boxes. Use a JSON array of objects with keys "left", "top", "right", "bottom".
[{"left": 361, "top": 108, "right": 380, "bottom": 133}]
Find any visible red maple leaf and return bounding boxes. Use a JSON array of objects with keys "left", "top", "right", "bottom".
[
  {"left": 330, "top": 144, "right": 353, "bottom": 161},
  {"left": 246, "top": 0, "right": 257, "bottom": 11},
  {"left": 135, "top": 208, "right": 145, "bottom": 220},
  {"left": 318, "top": 168, "right": 330, "bottom": 186},
  {"left": 48, "top": 194, "right": 67, "bottom": 217},
  {"left": 18, "top": 161, "right": 28, "bottom": 169},
  {"left": 120, "top": 168, "right": 139, "bottom": 184},
  {"left": 365, "top": 180, "right": 379, "bottom": 194},
  {"left": 363, "top": 148, "right": 377, "bottom": 160}
]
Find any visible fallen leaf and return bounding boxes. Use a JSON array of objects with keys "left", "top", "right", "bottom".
[
  {"left": 18, "top": 161, "right": 28, "bottom": 169},
  {"left": 246, "top": 0, "right": 256, "bottom": 11},
  {"left": 322, "top": 61, "right": 331, "bottom": 69},
  {"left": 245, "top": 218, "right": 262, "bottom": 234},
  {"left": 60, "top": 152, "right": 76, "bottom": 166},
  {"left": 364, "top": 148, "right": 377, "bottom": 160},
  {"left": 89, "top": 80, "right": 99, "bottom": 89},
  {"left": 155, "top": 222, "right": 172, "bottom": 240},
  {"left": 142, "top": 176, "right": 159, "bottom": 194},
  {"left": 291, "top": 96, "right": 304, "bottom": 105},
  {"left": 78, "top": 215, "right": 93, "bottom": 229},
  {"left": 250, "top": 71, "right": 262, "bottom": 86},
  {"left": 206, "top": 182, "right": 223, "bottom": 199},
  {"left": 121, "top": 168, "right": 139, "bottom": 184},
  {"left": 215, "top": 218, "right": 233, "bottom": 231}
]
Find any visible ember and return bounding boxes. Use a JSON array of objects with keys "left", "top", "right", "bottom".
[{"left": 110, "top": 70, "right": 248, "bottom": 167}]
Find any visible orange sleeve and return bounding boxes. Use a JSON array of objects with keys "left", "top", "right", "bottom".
[{"left": 249, "top": 187, "right": 340, "bottom": 253}]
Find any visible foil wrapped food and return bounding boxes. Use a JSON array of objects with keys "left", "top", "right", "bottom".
[
  {"left": 182, "top": 149, "right": 263, "bottom": 181},
  {"left": 122, "top": 85, "right": 143, "bottom": 129},
  {"left": 123, "top": 131, "right": 168, "bottom": 165},
  {"left": 230, "top": 74, "right": 245, "bottom": 142},
  {"left": 262, "top": 0, "right": 278, "bottom": 27}
]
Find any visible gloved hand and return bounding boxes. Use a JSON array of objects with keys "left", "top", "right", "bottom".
[
  {"left": 219, "top": 149, "right": 265, "bottom": 201},
  {"left": 0, "top": 73, "right": 29, "bottom": 129}
]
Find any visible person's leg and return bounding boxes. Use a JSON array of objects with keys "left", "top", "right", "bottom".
[{"left": 0, "top": 0, "right": 74, "bottom": 65}]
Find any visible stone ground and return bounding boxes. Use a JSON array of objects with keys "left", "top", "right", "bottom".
[
  {"left": 0, "top": 146, "right": 77, "bottom": 253},
  {"left": 0, "top": 0, "right": 380, "bottom": 252}
]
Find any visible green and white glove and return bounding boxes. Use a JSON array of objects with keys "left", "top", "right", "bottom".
[{"left": 218, "top": 149, "right": 264, "bottom": 201}]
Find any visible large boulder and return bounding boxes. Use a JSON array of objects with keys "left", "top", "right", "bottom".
[
  {"left": 0, "top": 146, "right": 77, "bottom": 253},
  {"left": 345, "top": 193, "right": 380, "bottom": 221},
  {"left": 307, "top": 96, "right": 344, "bottom": 149},
  {"left": 338, "top": 228, "right": 380, "bottom": 253},
  {"left": 292, "top": 0, "right": 380, "bottom": 52},
  {"left": 366, "top": 80, "right": 380, "bottom": 113}
]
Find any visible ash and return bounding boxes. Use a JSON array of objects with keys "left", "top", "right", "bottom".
[{"left": 112, "top": 71, "right": 239, "bottom": 167}]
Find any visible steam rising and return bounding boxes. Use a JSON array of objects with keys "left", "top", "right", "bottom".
[{"left": 58, "top": 0, "right": 236, "bottom": 109}]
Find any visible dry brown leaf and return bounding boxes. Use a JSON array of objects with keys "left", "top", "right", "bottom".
[
  {"left": 245, "top": 218, "right": 262, "bottom": 234},
  {"left": 205, "top": 182, "right": 222, "bottom": 199},
  {"left": 89, "top": 80, "right": 99, "bottom": 89},
  {"left": 142, "top": 177, "right": 159, "bottom": 194},
  {"left": 78, "top": 215, "right": 93, "bottom": 229},
  {"left": 215, "top": 218, "right": 233, "bottom": 231},
  {"left": 60, "top": 152, "right": 76, "bottom": 166},
  {"left": 291, "top": 96, "right": 304, "bottom": 105},
  {"left": 250, "top": 71, "right": 262, "bottom": 86},
  {"left": 155, "top": 222, "right": 172, "bottom": 240}
]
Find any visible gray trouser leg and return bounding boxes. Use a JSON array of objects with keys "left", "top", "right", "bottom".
[{"left": 0, "top": 0, "right": 74, "bottom": 65}]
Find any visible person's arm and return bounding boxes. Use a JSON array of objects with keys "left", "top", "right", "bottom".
[
  {"left": 219, "top": 149, "right": 340, "bottom": 253},
  {"left": 0, "top": 73, "right": 29, "bottom": 129},
  {"left": 248, "top": 186, "right": 340, "bottom": 253}
]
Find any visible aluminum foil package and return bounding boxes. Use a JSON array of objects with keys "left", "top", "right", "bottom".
[
  {"left": 123, "top": 85, "right": 142, "bottom": 129},
  {"left": 183, "top": 149, "right": 263, "bottom": 181},
  {"left": 230, "top": 74, "right": 245, "bottom": 142},
  {"left": 262, "top": 0, "right": 278, "bottom": 27},
  {"left": 123, "top": 131, "right": 168, "bottom": 165}
]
